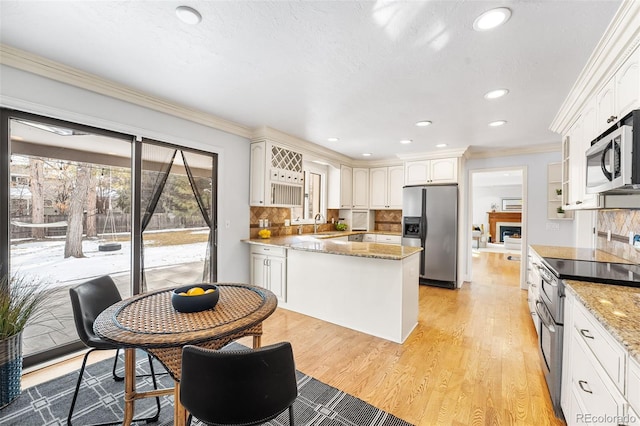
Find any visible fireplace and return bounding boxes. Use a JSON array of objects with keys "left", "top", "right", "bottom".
[
  {"left": 487, "top": 211, "right": 522, "bottom": 243},
  {"left": 499, "top": 225, "right": 522, "bottom": 242}
]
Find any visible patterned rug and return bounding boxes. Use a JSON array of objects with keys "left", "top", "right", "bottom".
[{"left": 0, "top": 343, "right": 413, "bottom": 426}]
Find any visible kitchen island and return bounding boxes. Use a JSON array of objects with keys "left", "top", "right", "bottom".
[{"left": 245, "top": 233, "right": 422, "bottom": 343}]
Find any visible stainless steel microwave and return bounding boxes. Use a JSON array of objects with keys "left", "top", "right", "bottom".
[{"left": 585, "top": 110, "right": 640, "bottom": 194}]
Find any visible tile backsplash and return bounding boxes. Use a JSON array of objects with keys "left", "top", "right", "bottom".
[
  {"left": 249, "top": 207, "right": 340, "bottom": 238},
  {"left": 374, "top": 210, "right": 402, "bottom": 232},
  {"left": 597, "top": 209, "right": 640, "bottom": 264}
]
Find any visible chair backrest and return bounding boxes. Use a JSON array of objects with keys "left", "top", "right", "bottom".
[
  {"left": 180, "top": 342, "right": 298, "bottom": 426},
  {"left": 69, "top": 275, "right": 122, "bottom": 346}
]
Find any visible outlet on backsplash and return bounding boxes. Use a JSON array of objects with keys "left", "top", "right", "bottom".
[{"left": 597, "top": 210, "right": 640, "bottom": 263}]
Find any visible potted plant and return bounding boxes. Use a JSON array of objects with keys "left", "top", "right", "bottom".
[
  {"left": 555, "top": 188, "right": 562, "bottom": 199},
  {"left": 556, "top": 206, "right": 566, "bottom": 218},
  {"left": 0, "top": 273, "right": 52, "bottom": 408}
]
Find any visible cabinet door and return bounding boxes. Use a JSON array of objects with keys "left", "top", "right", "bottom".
[
  {"left": 340, "top": 165, "right": 353, "bottom": 208},
  {"left": 596, "top": 77, "right": 616, "bottom": 133},
  {"left": 250, "top": 253, "right": 268, "bottom": 288},
  {"left": 405, "top": 160, "right": 430, "bottom": 185},
  {"left": 616, "top": 47, "right": 640, "bottom": 118},
  {"left": 249, "top": 142, "right": 266, "bottom": 206},
  {"left": 369, "top": 167, "right": 388, "bottom": 209},
  {"left": 352, "top": 168, "right": 369, "bottom": 208},
  {"left": 569, "top": 117, "right": 584, "bottom": 207},
  {"left": 430, "top": 158, "right": 458, "bottom": 183},
  {"left": 580, "top": 98, "right": 599, "bottom": 208},
  {"left": 387, "top": 166, "right": 404, "bottom": 209},
  {"left": 267, "top": 256, "right": 287, "bottom": 302}
]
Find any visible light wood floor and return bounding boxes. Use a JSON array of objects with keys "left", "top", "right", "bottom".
[{"left": 23, "top": 252, "right": 564, "bottom": 425}]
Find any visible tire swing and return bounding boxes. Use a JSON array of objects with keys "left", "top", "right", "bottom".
[{"left": 98, "top": 169, "right": 121, "bottom": 252}]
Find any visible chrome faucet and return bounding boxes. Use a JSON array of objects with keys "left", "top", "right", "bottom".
[{"left": 314, "top": 213, "right": 325, "bottom": 234}]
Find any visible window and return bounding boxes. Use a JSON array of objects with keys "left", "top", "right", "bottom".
[{"left": 291, "top": 162, "right": 327, "bottom": 223}]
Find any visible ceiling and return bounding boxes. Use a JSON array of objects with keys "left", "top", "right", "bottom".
[{"left": 0, "top": 0, "right": 622, "bottom": 161}]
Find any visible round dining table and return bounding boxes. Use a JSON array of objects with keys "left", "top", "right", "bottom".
[{"left": 94, "top": 283, "right": 278, "bottom": 426}]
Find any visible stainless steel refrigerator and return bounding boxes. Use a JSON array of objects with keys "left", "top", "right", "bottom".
[{"left": 402, "top": 184, "right": 458, "bottom": 289}]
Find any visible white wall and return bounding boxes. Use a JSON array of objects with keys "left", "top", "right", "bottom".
[
  {"left": 472, "top": 184, "right": 522, "bottom": 229},
  {"left": 1, "top": 65, "right": 251, "bottom": 283}
]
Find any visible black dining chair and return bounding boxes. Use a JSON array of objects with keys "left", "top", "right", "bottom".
[
  {"left": 68, "top": 275, "right": 162, "bottom": 426},
  {"left": 180, "top": 342, "right": 298, "bottom": 426}
]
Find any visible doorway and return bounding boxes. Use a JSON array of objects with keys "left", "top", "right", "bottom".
[{"left": 468, "top": 167, "right": 527, "bottom": 289}]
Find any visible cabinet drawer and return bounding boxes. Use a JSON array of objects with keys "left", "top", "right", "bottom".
[
  {"left": 571, "top": 333, "right": 622, "bottom": 423},
  {"left": 363, "top": 234, "right": 376, "bottom": 242},
  {"left": 250, "top": 245, "right": 286, "bottom": 257},
  {"left": 573, "top": 302, "right": 626, "bottom": 392},
  {"left": 628, "top": 356, "right": 640, "bottom": 414},
  {"left": 376, "top": 235, "right": 401, "bottom": 244}
]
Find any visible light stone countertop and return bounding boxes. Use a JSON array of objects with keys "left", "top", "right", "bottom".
[
  {"left": 243, "top": 232, "right": 422, "bottom": 260},
  {"left": 565, "top": 281, "right": 640, "bottom": 364},
  {"left": 530, "top": 244, "right": 632, "bottom": 264}
]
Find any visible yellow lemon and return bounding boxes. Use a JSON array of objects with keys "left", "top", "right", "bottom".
[
  {"left": 204, "top": 288, "right": 215, "bottom": 294},
  {"left": 187, "top": 287, "right": 205, "bottom": 296},
  {"left": 178, "top": 292, "right": 187, "bottom": 296}
]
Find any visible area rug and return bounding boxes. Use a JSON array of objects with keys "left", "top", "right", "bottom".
[{"left": 0, "top": 344, "right": 413, "bottom": 426}]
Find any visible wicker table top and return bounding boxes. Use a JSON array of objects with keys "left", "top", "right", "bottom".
[{"left": 94, "top": 283, "right": 278, "bottom": 349}]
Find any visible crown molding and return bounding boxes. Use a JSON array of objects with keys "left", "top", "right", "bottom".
[
  {"left": 466, "top": 142, "right": 560, "bottom": 159},
  {"left": 550, "top": 0, "right": 640, "bottom": 135},
  {"left": 396, "top": 147, "right": 469, "bottom": 162},
  {"left": 0, "top": 44, "right": 253, "bottom": 139}
]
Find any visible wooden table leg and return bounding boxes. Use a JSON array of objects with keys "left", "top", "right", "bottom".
[
  {"left": 122, "top": 348, "right": 136, "bottom": 426},
  {"left": 253, "top": 334, "right": 261, "bottom": 349},
  {"left": 174, "top": 381, "right": 188, "bottom": 426}
]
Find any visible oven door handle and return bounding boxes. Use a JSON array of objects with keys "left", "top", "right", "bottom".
[{"left": 535, "top": 301, "right": 556, "bottom": 333}]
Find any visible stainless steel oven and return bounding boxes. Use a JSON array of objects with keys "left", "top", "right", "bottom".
[{"left": 535, "top": 261, "right": 565, "bottom": 419}]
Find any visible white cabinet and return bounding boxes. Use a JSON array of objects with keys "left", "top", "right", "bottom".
[
  {"left": 369, "top": 166, "right": 403, "bottom": 209},
  {"left": 352, "top": 168, "right": 369, "bottom": 209},
  {"left": 363, "top": 234, "right": 376, "bottom": 243},
  {"left": 596, "top": 47, "right": 640, "bottom": 134},
  {"left": 404, "top": 158, "right": 458, "bottom": 185},
  {"left": 376, "top": 234, "right": 401, "bottom": 245},
  {"left": 562, "top": 290, "right": 630, "bottom": 425},
  {"left": 615, "top": 47, "right": 640, "bottom": 119},
  {"left": 249, "top": 142, "right": 267, "bottom": 206},
  {"left": 250, "top": 245, "right": 287, "bottom": 301},
  {"left": 526, "top": 248, "right": 542, "bottom": 337},
  {"left": 249, "top": 141, "right": 303, "bottom": 207},
  {"left": 340, "top": 165, "right": 353, "bottom": 209},
  {"left": 548, "top": 162, "right": 573, "bottom": 220}
]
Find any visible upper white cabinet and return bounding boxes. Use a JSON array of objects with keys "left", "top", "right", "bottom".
[
  {"left": 340, "top": 165, "right": 353, "bottom": 209},
  {"left": 369, "top": 166, "right": 403, "bottom": 209},
  {"left": 352, "top": 168, "right": 369, "bottom": 209},
  {"left": 615, "top": 47, "right": 640, "bottom": 119},
  {"left": 249, "top": 141, "right": 304, "bottom": 207},
  {"left": 404, "top": 158, "right": 458, "bottom": 185},
  {"left": 596, "top": 47, "right": 640, "bottom": 135}
]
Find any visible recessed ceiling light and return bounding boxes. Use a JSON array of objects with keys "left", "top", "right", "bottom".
[
  {"left": 362, "top": 153, "right": 372, "bottom": 157},
  {"left": 400, "top": 139, "right": 412, "bottom": 144},
  {"left": 484, "top": 88, "right": 509, "bottom": 100},
  {"left": 473, "top": 7, "right": 511, "bottom": 31},
  {"left": 489, "top": 120, "right": 507, "bottom": 127},
  {"left": 176, "top": 6, "right": 202, "bottom": 25},
  {"left": 327, "top": 137, "right": 339, "bottom": 142},
  {"left": 415, "top": 120, "right": 432, "bottom": 127},
  {"left": 436, "top": 143, "right": 447, "bottom": 148}
]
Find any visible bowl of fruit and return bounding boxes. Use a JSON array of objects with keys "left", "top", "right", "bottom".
[{"left": 171, "top": 284, "right": 219, "bottom": 313}]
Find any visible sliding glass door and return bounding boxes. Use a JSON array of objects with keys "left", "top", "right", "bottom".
[{"left": 1, "top": 109, "right": 218, "bottom": 366}]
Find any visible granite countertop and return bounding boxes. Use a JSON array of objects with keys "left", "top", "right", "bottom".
[
  {"left": 565, "top": 280, "right": 640, "bottom": 364},
  {"left": 530, "top": 244, "right": 632, "bottom": 264},
  {"left": 244, "top": 232, "right": 422, "bottom": 260}
]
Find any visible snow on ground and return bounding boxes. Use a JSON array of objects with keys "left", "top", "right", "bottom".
[{"left": 11, "top": 237, "right": 207, "bottom": 288}]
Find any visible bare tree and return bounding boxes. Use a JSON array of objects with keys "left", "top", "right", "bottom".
[
  {"left": 29, "top": 158, "right": 45, "bottom": 239},
  {"left": 86, "top": 167, "right": 98, "bottom": 238},
  {"left": 64, "top": 163, "right": 90, "bottom": 258}
]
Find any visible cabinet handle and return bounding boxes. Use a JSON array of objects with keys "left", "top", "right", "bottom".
[
  {"left": 578, "top": 380, "right": 593, "bottom": 394},
  {"left": 580, "top": 329, "right": 595, "bottom": 339},
  {"left": 607, "top": 115, "right": 618, "bottom": 123},
  {"left": 576, "top": 200, "right": 583, "bottom": 204}
]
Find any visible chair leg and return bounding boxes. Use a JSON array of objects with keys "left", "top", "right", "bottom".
[
  {"left": 68, "top": 349, "right": 163, "bottom": 426},
  {"left": 289, "top": 404, "right": 295, "bottom": 426},
  {"left": 186, "top": 413, "right": 193, "bottom": 426},
  {"left": 112, "top": 348, "right": 124, "bottom": 382},
  {"left": 145, "top": 354, "right": 162, "bottom": 423}
]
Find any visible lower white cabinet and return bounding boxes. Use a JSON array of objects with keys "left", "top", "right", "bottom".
[
  {"left": 363, "top": 234, "right": 376, "bottom": 243},
  {"left": 376, "top": 234, "right": 401, "bottom": 245},
  {"left": 250, "top": 245, "right": 286, "bottom": 302},
  {"left": 562, "top": 290, "right": 635, "bottom": 426}
]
